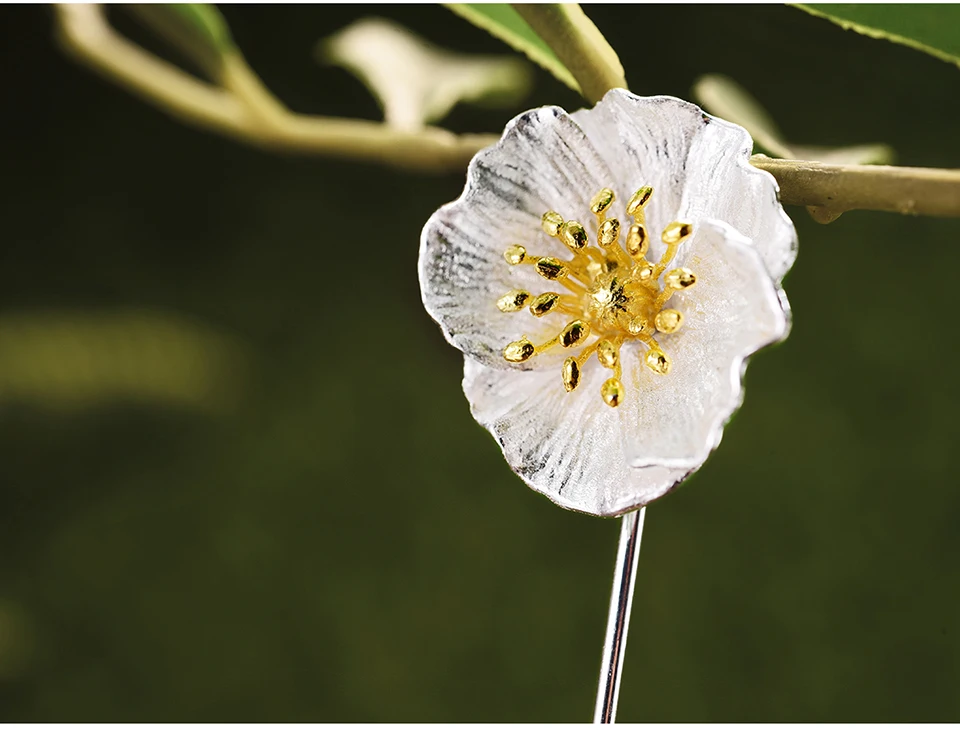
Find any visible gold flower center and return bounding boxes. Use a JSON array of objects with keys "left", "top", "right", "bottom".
[{"left": 497, "top": 186, "right": 698, "bottom": 408}]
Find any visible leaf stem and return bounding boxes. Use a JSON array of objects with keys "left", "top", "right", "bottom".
[{"left": 510, "top": 4, "right": 626, "bottom": 104}]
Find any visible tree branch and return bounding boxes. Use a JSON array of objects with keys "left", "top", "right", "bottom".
[
  {"left": 510, "top": 4, "right": 627, "bottom": 104},
  {"left": 53, "top": 4, "right": 495, "bottom": 173},
  {"left": 52, "top": 4, "right": 960, "bottom": 219},
  {"left": 751, "top": 156, "right": 960, "bottom": 221}
]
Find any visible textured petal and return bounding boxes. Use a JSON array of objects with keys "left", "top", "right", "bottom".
[
  {"left": 419, "top": 106, "right": 616, "bottom": 370},
  {"left": 571, "top": 90, "right": 797, "bottom": 282},
  {"left": 570, "top": 93, "right": 701, "bottom": 264},
  {"left": 617, "top": 221, "right": 789, "bottom": 469},
  {"left": 463, "top": 357, "right": 691, "bottom": 517},
  {"left": 678, "top": 111, "right": 798, "bottom": 284}
]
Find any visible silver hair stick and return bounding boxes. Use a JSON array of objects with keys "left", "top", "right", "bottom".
[{"left": 594, "top": 506, "right": 646, "bottom": 723}]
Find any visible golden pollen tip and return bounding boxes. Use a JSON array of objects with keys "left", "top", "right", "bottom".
[
  {"left": 504, "top": 245, "right": 526, "bottom": 265},
  {"left": 541, "top": 211, "right": 564, "bottom": 237},
  {"left": 535, "top": 257, "right": 567, "bottom": 280},
  {"left": 590, "top": 188, "right": 615, "bottom": 215},
  {"left": 662, "top": 221, "right": 693, "bottom": 245},
  {"left": 560, "top": 221, "right": 588, "bottom": 250},
  {"left": 627, "top": 316, "right": 648, "bottom": 335},
  {"left": 562, "top": 357, "right": 580, "bottom": 392},
  {"left": 626, "top": 186, "right": 653, "bottom": 216},
  {"left": 497, "top": 289, "right": 531, "bottom": 313},
  {"left": 664, "top": 267, "right": 697, "bottom": 290},
  {"left": 625, "top": 223, "right": 648, "bottom": 257},
  {"left": 597, "top": 339, "right": 619, "bottom": 369},
  {"left": 634, "top": 262, "right": 655, "bottom": 282},
  {"left": 654, "top": 309, "right": 683, "bottom": 333},
  {"left": 644, "top": 348, "right": 671, "bottom": 375},
  {"left": 504, "top": 339, "right": 535, "bottom": 363},
  {"left": 598, "top": 218, "right": 620, "bottom": 247},
  {"left": 559, "top": 320, "right": 589, "bottom": 348},
  {"left": 529, "top": 292, "right": 560, "bottom": 317},
  {"left": 601, "top": 377, "right": 624, "bottom": 407}
]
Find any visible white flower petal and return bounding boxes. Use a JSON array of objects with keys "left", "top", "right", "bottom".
[
  {"left": 463, "top": 356, "right": 691, "bottom": 517},
  {"left": 420, "top": 106, "right": 616, "bottom": 369},
  {"left": 678, "top": 116, "right": 798, "bottom": 284},
  {"left": 571, "top": 90, "right": 797, "bottom": 282},
  {"left": 569, "top": 93, "right": 699, "bottom": 262},
  {"left": 618, "top": 221, "right": 788, "bottom": 470}
]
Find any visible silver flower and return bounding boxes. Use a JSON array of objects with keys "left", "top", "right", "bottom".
[{"left": 419, "top": 90, "right": 796, "bottom": 516}]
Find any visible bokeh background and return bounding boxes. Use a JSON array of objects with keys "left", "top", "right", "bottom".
[{"left": 1, "top": 3, "right": 959, "bottom": 723}]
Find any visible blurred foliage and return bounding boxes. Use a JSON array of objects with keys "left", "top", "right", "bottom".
[
  {"left": 795, "top": 4, "right": 960, "bottom": 68},
  {"left": 446, "top": 4, "right": 580, "bottom": 91},
  {"left": 162, "top": 4, "right": 234, "bottom": 51},
  {"left": 126, "top": 4, "right": 236, "bottom": 78},
  {"left": 0, "top": 310, "right": 243, "bottom": 412},
  {"left": 692, "top": 74, "right": 893, "bottom": 165},
  {"left": 319, "top": 17, "right": 532, "bottom": 130},
  {"left": 1, "top": 3, "right": 959, "bottom": 723}
]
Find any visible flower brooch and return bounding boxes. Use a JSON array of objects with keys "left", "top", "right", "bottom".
[{"left": 419, "top": 90, "right": 797, "bottom": 516}]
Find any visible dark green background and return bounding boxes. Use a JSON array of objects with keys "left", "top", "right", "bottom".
[{"left": 1, "top": 4, "right": 958, "bottom": 723}]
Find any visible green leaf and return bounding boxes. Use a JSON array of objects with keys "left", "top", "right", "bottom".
[
  {"left": 445, "top": 4, "right": 579, "bottom": 92},
  {"left": 126, "top": 4, "right": 235, "bottom": 77},
  {"left": 793, "top": 4, "right": 960, "bottom": 69},
  {"left": 692, "top": 74, "right": 894, "bottom": 166},
  {"left": 164, "top": 4, "right": 234, "bottom": 52}
]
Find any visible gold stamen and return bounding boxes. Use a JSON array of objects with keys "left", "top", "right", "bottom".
[
  {"left": 504, "top": 338, "right": 535, "bottom": 363},
  {"left": 529, "top": 292, "right": 560, "bottom": 317},
  {"left": 590, "top": 188, "right": 615, "bottom": 216},
  {"left": 497, "top": 289, "right": 531, "bottom": 312},
  {"left": 559, "top": 320, "right": 589, "bottom": 348},
  {"left": 598, "top": 218, "right": 620, "bottom": 248},
  {"left": 633, "top": 262, "right": 656, "bottom": 282},
  {"left": 664, "top": 267, "right": 697, "bottom": 290},
  {"left": 626, "top": 186, "right": 653, "bottom": 218},
  {"left": 655, "top": 309, "right": 683, "bottom": 333},
  {"left": 562, "top": 357, "right": 580, "bottom": 392},
  {"left": 644, "top": 348, "right": 671, "bottom": 375},
  {"left": 535, "top": 257, "right": 568, "bottom": 280},
  {"left": 597, "top": 339, "right": 620, "bottom": 369},
  {"left": 657, "top": 221, "right": 694, "bottom": 272},
  {"left": 625, "top": 223, "right": 648, "bottom": 258},
  {"left": 541, "top": 211, "right": 564, "bottom": 237},
  {"left": 601, "top": 377, "right": 624, "bottom": 407},
  {"left": 559, "top": 221, "right": 588, "bottom": 251},
  {"left": 497, "top": 185, "right": 699, "bottom": 406},
  {"left": 577, "top": 342, "right": 599, "bottom": 365},
  {"left": 504, "top": 245, "right": 526, "bottom": 265},
  {"left": 662, "top": 221, "right": 693, "bottom": 245},
  {"left": 627, "top": 316, "right": 648, "bottom": 335}
]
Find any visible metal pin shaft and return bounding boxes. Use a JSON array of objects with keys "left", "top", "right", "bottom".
[{"left": 593, "top": 506, "right": 646, "bottom": 723}]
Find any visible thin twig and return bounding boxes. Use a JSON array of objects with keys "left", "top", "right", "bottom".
[
  {"left": 511, "top": 3, "right": 627, "bottom": 104},
  {"left": 53, "top": 4, "right": 495, "bottom": 172}
]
